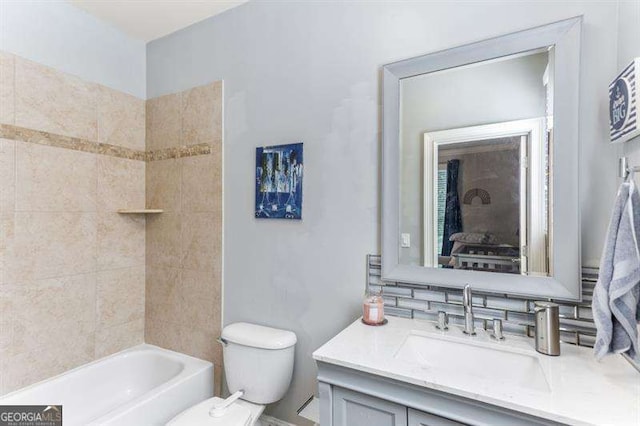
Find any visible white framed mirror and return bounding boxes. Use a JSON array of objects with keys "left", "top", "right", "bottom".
[{"left": 382, "top": 17, "right": 582, "bottom": 300}]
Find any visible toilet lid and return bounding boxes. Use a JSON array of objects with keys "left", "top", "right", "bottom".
[{"left": 167, "top": 397, "right": 253, "bottom": 426}]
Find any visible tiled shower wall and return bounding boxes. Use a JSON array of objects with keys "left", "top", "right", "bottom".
[
  {"left": 0, "top": 50, "right": 224, "bottom": 395},
  {"left": 367, "top": 255, "right": 598, "bottom": 347},
  {"left": 0, "top": 52, "right": 146, "bottom": 394},
  {"left": 144, "top": 83, "right": 224, "bottom": 395}
]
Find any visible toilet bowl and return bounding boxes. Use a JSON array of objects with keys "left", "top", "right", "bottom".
[
  {"left": 167, "top": 322, "right": 297, "bottom": 426},
  {"left": 167, "top": 396, "right": 265, "bottom": 426}
]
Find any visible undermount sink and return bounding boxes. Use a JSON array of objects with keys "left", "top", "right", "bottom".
[{"left": 394, "top": 332, "right": 551, "bottom": 393}]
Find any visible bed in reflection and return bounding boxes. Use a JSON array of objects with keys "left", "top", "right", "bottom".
[{"left": 439, "top": 232, "right": 520, "bottom": 274}]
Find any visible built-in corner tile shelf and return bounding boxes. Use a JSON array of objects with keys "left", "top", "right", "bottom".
[{"left": 117, "top": 209, "right": 164, "bottom": 214}]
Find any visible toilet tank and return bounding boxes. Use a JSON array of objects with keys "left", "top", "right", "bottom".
[{"left": 221, "top": 323, "right": 297, "bottom": 404}]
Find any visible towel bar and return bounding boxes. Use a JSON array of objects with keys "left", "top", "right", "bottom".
[{"left": 619, "top": 157, "right": 640, "bottom": 179}]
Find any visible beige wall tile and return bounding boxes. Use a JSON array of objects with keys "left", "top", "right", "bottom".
[
  {"left": 145, "top": 318, "right": 176, "bottom": 352},
  {"left": 97, "top": 266, "right": 145, "bottom": 329},
  {"left": 146, "top": 213, "right": 182, "bottom": 269},
  {"left": 7, "top": 212, "right": 97, "bottom": 282},
  {"left": 181, "top": 153, "right": 222, "bottom": 213},
  {"left": 16, "top": 142, "right": 97, "bottom": 212},
  {"left": 1, "top": 332, "right": 94, "bottom": 395},
  {"left": 182, "top": 82, "right": 222, "bottom": 146},
  {"left": 0, "top": 288, "right": 14, "bottom": 354},
  {"left": 0, "top": 139, "right": 15, "bottom": 217},
  {"left": 213, "top": 366, "right": 223, "bottom": 397},
  {"left": 0, "top": 52, "right": 14, "bottom": 125},
  {"left": 145, "top": 265, "right": 181, "bottom": 324},
  {"left": 97, "top": 85, "right": 145, "bottom": 151},
  {"left": 211, "top": 139, "right": 223, "bottom": 198},
  {"left": 14, "top": 57, "right": 97, "bottom": 141},
  {"left": 182, "top": 212, "right": 221, "bottom": 272},
  {"left": 142, "top": 87, "right": 223, "bottom": 397},
  {"left": 181, "top": 268, "right": 221, "bottom": 331},
  {"left": 146, "top": 93, "right": 181, "bottom": 151},
  {"left": 95, "top": 319, "right": 144, "bottom": 359},
  {"left": 0, "top": 217, "right": 14, "bottom": 286},
  {"left": 145, "top": 78, "right": 223, "bottom": 373},
  {"left": 0, "top": 140, "right": 15, "bottom": 286},
  {"left": 177, "top": 325, "right": 217, "bottom": 362},
  {"left": 97, "top": 155, "right": 145, "bottom": 212},
  {"left": 10, "top": 313, "right": 95, "bottom": 361},
  {"left": 97, "top": 212, "right": 145, "bottom": 270},
  {"left": 6, "top": 273, "right": 96, "bottom": 357},
  {"left": 145, "top": 318, "right": 217, "bottom": 363},
  {"left": 146, "top": 158, "right": 181, "bottom": 212},
  {"left": 0, "top": 320, "right": 11, "bottom": 368},
  {"left": 0, "top": 60, "right": 227, "bottom": 394}
]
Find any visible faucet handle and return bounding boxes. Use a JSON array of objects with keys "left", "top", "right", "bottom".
[
  {"left": 491, "top": 319, "right": 505, "bottom": 340},
  {"left": 463, "top": 284, "right": 472, "bottom": 310},
  {"left": 436, "top": 311, "right": 448, "bottom": 331}
]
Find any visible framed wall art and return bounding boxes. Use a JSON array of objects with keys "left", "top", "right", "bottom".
[{"left": 255, "top": 143, "right": 303, "bottom": 219}]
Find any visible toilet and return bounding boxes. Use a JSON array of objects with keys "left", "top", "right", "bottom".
[{"left": 168, "top": 322, "right": 297, "bottom": 426}]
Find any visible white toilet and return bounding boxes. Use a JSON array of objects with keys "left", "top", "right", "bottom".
[{"left": 168, "top": 322, "right": 297, "bottom": 426}]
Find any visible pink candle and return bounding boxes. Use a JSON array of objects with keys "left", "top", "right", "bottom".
[{"left": 363, "top": 293, "right": 384, "bottom": 325}]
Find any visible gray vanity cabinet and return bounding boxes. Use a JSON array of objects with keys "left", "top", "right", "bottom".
[
  {"left": 318, "top": 362, "right": 559, "bottom": 426},
  {"left": 408, "top": 409, "right": 465, "bottom": 426},
  {"left": 333, "top": 386, "right": 407, "bottom": 426},
  {"left": 330, "top": 386, "right": 464, "bottom": 426}
]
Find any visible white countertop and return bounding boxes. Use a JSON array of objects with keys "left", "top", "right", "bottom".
[{"left": 312, "top": 316, "right": 640, "bottom": 426}]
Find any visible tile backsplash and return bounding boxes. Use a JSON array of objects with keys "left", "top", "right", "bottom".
[{"left": 367, "top": 255, "right": 597, "bottom": 347}]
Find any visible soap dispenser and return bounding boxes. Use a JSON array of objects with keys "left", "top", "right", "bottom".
[{"left": 534, "top": 301, "right": 561, "bottom": 356}]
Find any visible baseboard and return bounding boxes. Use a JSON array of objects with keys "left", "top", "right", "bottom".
[{"left": 259, "top": 414, "right": 300, "bottom": 426}]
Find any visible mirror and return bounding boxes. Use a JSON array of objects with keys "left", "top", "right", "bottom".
[
  {"left": 383, "top": 18, "right": 582, "bottom": 300},
  {"left": 400, "top": 48, "right": 551, "bottom": 276}
]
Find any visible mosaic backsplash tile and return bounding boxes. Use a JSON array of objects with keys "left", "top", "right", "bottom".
[{"left": 367, "top": 255, "right": 597, "bottom": 347}]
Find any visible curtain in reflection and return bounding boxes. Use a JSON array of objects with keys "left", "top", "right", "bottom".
[{"left": 441, "top": 159, "right": 462, "bottom": 256}]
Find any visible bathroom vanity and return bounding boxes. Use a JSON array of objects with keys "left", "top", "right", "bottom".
[
  {"left": 313, "top": 317, "right": 640, "bottom": 426},
  {"left": 313, "top": 14, "right": 640, "bottom": 426}
]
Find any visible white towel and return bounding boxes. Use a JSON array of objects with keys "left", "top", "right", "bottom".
[{"left": 593, "top": 179, "right": 640, "bottom": 361}]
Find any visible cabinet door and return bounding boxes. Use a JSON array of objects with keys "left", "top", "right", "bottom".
[
  {"left": 332, "top": 387, "right": 407, "bottom": 426},
  {"left": 408, "top": 408, "right": 466, "bottom": 426}
]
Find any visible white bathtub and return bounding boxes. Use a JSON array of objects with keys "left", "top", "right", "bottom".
[{"left": 0, "top": 344, "right": 213, "bottom": 425}]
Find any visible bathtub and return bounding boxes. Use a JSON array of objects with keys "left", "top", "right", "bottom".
[{"left": 0, "top": 344, "right": 213, "bottom": 425}]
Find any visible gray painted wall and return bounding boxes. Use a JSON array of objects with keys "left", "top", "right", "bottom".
[
  {"left": 620, "top": 1, "right": 640, "bottom": 161},
  {"left": 399, "top": 52, "right": 547, "bottom": 265},
  {"left": 0, "top": 0, "right": 146, "bottom": 98},
  {"left": 147, "top": 1, "right": 621, "bottom": 423}
]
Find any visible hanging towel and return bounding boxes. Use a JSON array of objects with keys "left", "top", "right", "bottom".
[{"left": 593, "top": 178, "right": 640, "bottom": 361}]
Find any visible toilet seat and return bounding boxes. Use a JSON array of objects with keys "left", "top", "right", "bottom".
[{"left": 167, "top": 397, "right": 265, "bottom": 426}]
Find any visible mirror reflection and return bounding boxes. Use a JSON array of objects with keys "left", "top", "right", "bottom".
[{"left": 399, "top": 48, "right": 552, "bottom": 276}]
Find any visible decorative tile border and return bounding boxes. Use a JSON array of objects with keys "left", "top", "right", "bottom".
[
  {"left": 0, "top": 124, "right": 212, "bottom": 161},
  {"left": 146, "top": 143, "right": 211, "bottom": 161},
  {"left": 367, "top": 254, "right": 598, "bottom": 347},
  {"left": 0, "top": 124, "right": 146, "bottom": 160},
  {"left": 98, "top": 143, "right": 146, "bottom": 161},
  {"left": 1, "top": 123, "right": 99, "bottom": 155}
]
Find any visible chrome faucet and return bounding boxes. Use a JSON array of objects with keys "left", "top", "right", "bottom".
[{"left": 462, "top": 284, "right": 476, "bottom": 335}]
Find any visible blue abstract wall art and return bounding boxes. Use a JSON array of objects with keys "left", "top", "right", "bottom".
[{"left": 255, "top": 143, "right": 303, "bottom": 219}]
